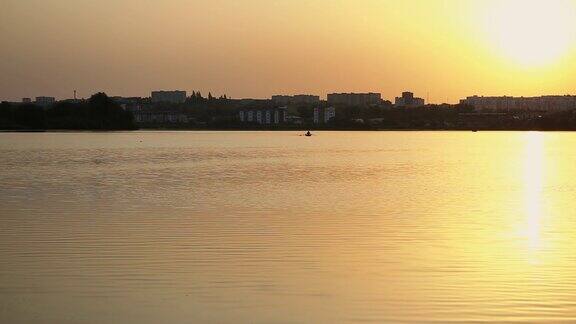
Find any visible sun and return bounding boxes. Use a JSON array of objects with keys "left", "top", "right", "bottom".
[{"left": 484, "top": 0, "right": 576, "bottom": 67}]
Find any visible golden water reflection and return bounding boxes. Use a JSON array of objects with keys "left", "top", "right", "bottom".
[
  {"left": 2, "top": 131, "right": 576, "bottom": 322},
  {"left": 524, "top": 132, "right": 544, "bottom": 256}
]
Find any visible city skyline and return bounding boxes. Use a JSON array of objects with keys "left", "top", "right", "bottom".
[
  {"left": 5, "top": 83, "right": 576, "bottom": 106},
  {"left": 2, "top": 0, "right": 576, "bottom": 103}
]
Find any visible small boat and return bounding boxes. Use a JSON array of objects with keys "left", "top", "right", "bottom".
[{"left": 305, "top": 131, "right": 312, "bottom": 137}]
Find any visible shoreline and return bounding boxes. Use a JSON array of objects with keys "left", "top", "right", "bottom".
[{"left": 2, "top": 128, "right": 576, "bottom": 133}]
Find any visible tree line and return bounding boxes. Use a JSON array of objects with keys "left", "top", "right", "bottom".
[{"left": 0, "top": 93, "right": 136, "bottom": 130}]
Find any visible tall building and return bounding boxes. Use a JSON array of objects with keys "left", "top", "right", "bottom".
[
  {"left": 327, "top": 93, "right": 382, "bottom": 106},
  {"left": 151, "top": 90, "right": 187, "bottom": 104},
  {"left": 271, "top": 95, "right": 320, "bottom": 105},
  {"left": 313, "top": 107, "right": 336, "bottom": 124},
  {"left": 271, "top": 95, "right": 291, "bottom": 105},
  {"left": 35, "top": 96, "right": 56, "bottom": 107},
  {"left": 239, "top": 107, "right": 287, "bottom": 125},
  {"left": 395, "top": 92, "right": 425, "bottom": 107},
  {"left": 460, "top": 95, "right": 576, "bottom": 112}
]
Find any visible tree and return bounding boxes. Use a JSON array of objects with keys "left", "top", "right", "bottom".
[
  {"left": 0, "top": 102, "right": 14, "bottom": 125},
  {"left": 14, "top": 104, "right": 46, "bottom": 129},
  {"left": 86, "top": 92, "right": 135, "bottom": 130}
]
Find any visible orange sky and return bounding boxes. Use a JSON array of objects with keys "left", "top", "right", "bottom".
[{"left": 1, "top": 0, "right": 576, "bottom": 103}]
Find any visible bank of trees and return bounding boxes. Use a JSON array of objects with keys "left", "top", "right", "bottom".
[{"left": 0, "top": 93, "right": 136, "bottom": 130}]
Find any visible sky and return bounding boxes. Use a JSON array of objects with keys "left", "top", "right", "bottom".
[{"left": 1, "top": 0, "right": 576, "bottom": 103}]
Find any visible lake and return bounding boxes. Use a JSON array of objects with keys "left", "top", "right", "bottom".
[{"left": 1, "top": 131, "right": 576, "bottom": 323}]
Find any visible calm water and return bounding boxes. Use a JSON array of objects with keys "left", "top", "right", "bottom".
[{"left": 2, "top": 131, "right": 576, "bottom": 323}]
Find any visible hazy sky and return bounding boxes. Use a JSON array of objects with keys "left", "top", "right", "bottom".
[{"left": 2, "top": 0, "right": 576, "bottom": 103}]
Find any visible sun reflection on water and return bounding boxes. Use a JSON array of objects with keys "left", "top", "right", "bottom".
[{"left": 523, "top": 132, "right": 545, "bottom": 258}]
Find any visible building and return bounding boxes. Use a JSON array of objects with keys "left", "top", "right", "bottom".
[
  {"left": 151, "top": 90, "right": 187, "bottom": 104},
  {"left": 313, "top": 107, "right": 336, "bottom": 124},
  {"left": 272, "top": 94, "right": 320, "bottom": 105},
  {"left": 395, "top": 92, "right": 425, "bottom": 107},
  {"left": 286, "top": 115, "right": 304, "bottom": 125},
  {"left": 35, "top": 96, "right": 56, "bottom": 107},
  {"left": 239, "top": 107, "right": 287, "bottom": 125},
  {"left": 22, "top": 98, "right": 32, "bottom": 103},
  {"left": 111, "top": 96, "right": 142, "bottom": 105},
  {"left": 133, "top": 111, "right": 189, "bottom": 124},
  {"left": 327, "top": 93, "right": 382, "bottom": 106},
  {"left": 460, "top": 95, "right": 576, "bottom": 112}
]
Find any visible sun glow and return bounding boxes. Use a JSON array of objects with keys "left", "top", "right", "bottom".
[{"left": 484, "top": 0, "right": 576, "bottom": 67}]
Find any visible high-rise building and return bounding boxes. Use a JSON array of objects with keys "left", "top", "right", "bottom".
[
  {"left": 271, "top": 95, "right": 292, "bottom": 105},
  {"left": 35, "top": 96, "right": 56, "bottom": 107},
  {"left": 151, "top": 90, "right": 187, "bottom": 104},
  {"left": 327, "top": 93, "right": 382, "bottom": 106},
  {"left": 313, "top": 107, "right": 336, "bottom": 124},
  {"left": 395, "top": 91, "right": 425, "bottom": 107},
  {"left": 460, "top": 95, "right": 576, "bottom": 112},
  {"left": 239, "top": 107, "right": 287, "bottom": 125}
]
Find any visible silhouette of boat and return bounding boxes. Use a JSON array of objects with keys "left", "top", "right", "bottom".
[{"left": 305, "top": 131, "right": 312, "bottom": 137}]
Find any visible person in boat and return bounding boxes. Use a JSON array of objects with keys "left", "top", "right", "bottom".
[{"left": 305, "top": 131, "right": 312, "bottom": 137}]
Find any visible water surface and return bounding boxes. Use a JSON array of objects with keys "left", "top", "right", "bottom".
[{"left": 1, "top": 131, "right": 576, "bottom": 323}]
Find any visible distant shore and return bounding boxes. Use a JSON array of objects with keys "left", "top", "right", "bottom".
[{"left": 2, "top": 127, "right": 576, "bottom": 133}]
